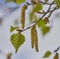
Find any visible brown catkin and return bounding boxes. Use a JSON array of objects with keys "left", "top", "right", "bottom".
[
  {"left": 30, "top": 1, "right": 39, "bottom": 52},
  {"left": 53, "top": 53, "right": 59, "bottom": 59},
  {"left": 34, "top": 25, "right": 39, "bottom": 52},
  {"left": 31, "top": 25, "right": 35, "bottom": 48},
  {"left": 21, "top": 5, "right": 27, "bottom": 29},
  {"left": 31, "top": 25, "right": 39, "bottom": 52}
]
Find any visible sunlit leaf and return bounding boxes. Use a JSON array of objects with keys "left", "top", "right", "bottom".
[
  {"left": 10, "top": 26, "right": 18, "bottom": 33},
  {"left": 6, "top": 0, "right": 16, "bottom": 2},
  {"left": 6, "top": 0, "right": 25, "bottom": 4},
  {"left": 55, "top": 0, "right": 60, "bottom": 8},
  {"left": 41, "top": 26, "right": 50, "bottom": 35},
  {"left": 53, "top": 53, "right": 59, "bottom": 59},
  {"left": 34, "top": 4, "right": 43, "bottom": 12},
  {"left": 16, "top": 0, "right": 25, "bottom": 4},
  {"left": 37, "top": 19, "right": 46, "bottom": 28},
  {"left": 43, "top": 51, "right": 52, "bottom": 58},
  {"left": 10, "top": 33, "right": 25, "bottom": 53}
]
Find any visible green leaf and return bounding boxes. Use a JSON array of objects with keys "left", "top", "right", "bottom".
[
  {"left": 6, "top": 0, "right": 25, "bottom": 4},
  {"left": 37, "top": 19, "right": 46, "bottom": 28},
  {"left": 53, "top": 53, "right": 59, "bottom": 59},
  {"left": 55, "top": 0, "right": 60, "bottom": 8},
  {"left": 16, "top": 0, "right": 25, "bottom": 4},
  {"left": 6, "top": 0, "right": 16, "bottom": 2},
  {"left": 41, "top": 26, "right": 50, "bottom": 35},
  {"left": 10, "top": 26, "right": 18, "bottom": 33},
  {"left": 10, "top": 33, "right": 25, "bottom": 53},
  {"left": 34, "top": 4, "right": 43, "bottom": 12},
  {"left": 43, "top": 51, "right": 52, "bottom": 58}
]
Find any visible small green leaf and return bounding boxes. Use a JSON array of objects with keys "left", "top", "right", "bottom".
[
  {"left": 43, "top": 51, "right": 52, "bottom": 58},
  {"left": 10, "top": 26, "right": 18, "bottom": 33},
  {"left": 34, "top": 4, "right": 43, "bottom": 12},
  {"left": 6, "top": 0, "right": 16, "bottom": 2},
  {"left": 16, "top": 0, "right": 25, "bottom": 4},
  {"left": 41, "top": 26, "right": 50, "bottom": 35},
  {"left": 55, "top": 0, "right": 60, "bottom": 8},
  {"left": 6, "top": 0, "right": 25, "bottom": 4},
  {"left": 10, "top": 33, "right": 25, "bottom": 53},
  {"left": 53, "top": 53, "right": 59, "bottom": 59},
  {"left": 37, "top": 19, "right": 46, "bottom": 28}
]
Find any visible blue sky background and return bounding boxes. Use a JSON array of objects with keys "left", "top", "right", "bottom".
[{"left": 0, "top": 0, "right": 60, "bottom": 59}]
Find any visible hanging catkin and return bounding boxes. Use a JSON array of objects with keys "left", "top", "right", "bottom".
[
  {"left": 34, "top": 25, "right": 39, "bottom": 52},
  {"left": 30, "top": 0, "right": 39, "bottom": 52},
  {"left": 21, "top": 5, "right": 27, "bottom": 29},
  {"left": 31, "top": 25, "right": 35, "bottom": 48},
  {"left": 31, "top": 25, "right": 39, "bottom": 52}
]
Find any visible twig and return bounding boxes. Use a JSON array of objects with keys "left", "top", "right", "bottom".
[
  {"left": 26, "top": 1, "right": 56, "bottom": 5},
  {"left": 53, "top": 46, "right": 60, "bottom": 53},
  {"left": 17, "top": 1, "right": 58, "bottom": 32}
]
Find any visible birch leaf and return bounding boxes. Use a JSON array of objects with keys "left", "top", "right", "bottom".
[
  {"left": 6, "top": 0, "right": 16, "bottom": 2},
  {"left": 34, "top": 4, "right": 43, "bottom": 12},
  {"left": 37, "top": 19, "right": 46, "bottom": 28},
  {"left": 16, "top": 0, "right": 25, "bottom": 4},
  {"left": 43, "top": 51, "right": 52, "bottom": 58},
  {"left": 10, "top": 26, "right": 18, "bottom": 33},
  {"left": 10, "top": 33, "right": 25, "bottom": 53},
  {"left": 55, "top": 0, "right": 60, "bottom": 8},
  {"left": 6, "top": 0, "right": 25, "bottom": 4},
  {"left": 41, "top": 26, "right": 50, "bottom": 35}
]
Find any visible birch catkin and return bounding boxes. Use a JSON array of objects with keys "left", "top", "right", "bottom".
[
  {"left": 31, "top": 25, "right": 35, "bottom": 48},
  {"left": 30, "top": 0, "right": 39, "bottom": 52},
  {"left": 31, "top": 25, "right": 39, "bottom": 52},
  {"left": 34, "top": 25, "right": 39, "bottom": 52},
  {"left": 21, "top": 5, "right": 27, "bottom": 29}
]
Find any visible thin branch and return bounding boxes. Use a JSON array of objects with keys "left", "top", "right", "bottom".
[
  {"left": 26, "top": 1, "right": 56, "bottom": 5},
  {"left": 53, "top": 46, "right": 60, "bottom": 53},
  {"left": 48, "top": 6, "right": 57, "bottom": 18},
  {"left": 17, "top": 1, "right": 58, "bottom": 32}
]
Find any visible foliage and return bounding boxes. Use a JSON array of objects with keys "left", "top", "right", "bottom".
[
  {"left": 37, "top": 19, "right": 46, "bottom": 28},
  {"left": 43, "top": 51, "right": 52, "bottom": 58},
  {"left": 6, "top": 0, "right": 25, "bottom": 4},
  {"left": 33, "top": 4, "right": 43, "bottom": 12},
  {"left": 10, "top": 33, "right": 25, "bottom": 53},
  {"left": 41, "top": 26, "right": 50, "bottom": 35},
  {"left": 10, "top": 26, "right": 18, "bottom": 32},
  {"left": 4, "top": 0, "right": 60, "bottom": 59},
  {"left": 55, "top": 0, "right": 60, "bottom": 8}
]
